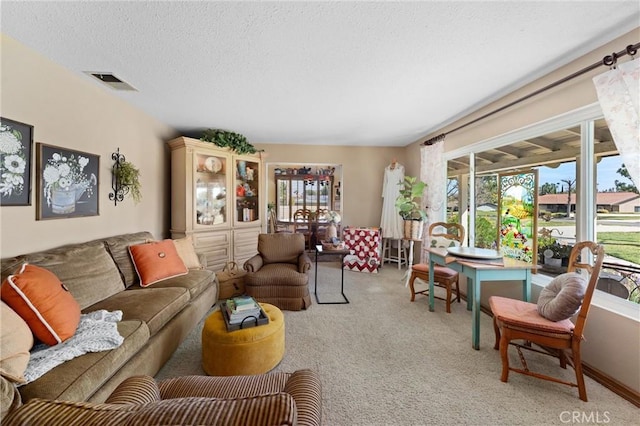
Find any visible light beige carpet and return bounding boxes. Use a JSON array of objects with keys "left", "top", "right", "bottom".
[{"left": 156, "top": 263, "right": 638, "bottom": 425}]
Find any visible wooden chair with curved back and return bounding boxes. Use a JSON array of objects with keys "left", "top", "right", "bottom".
[
  {"left": 408, "top": 222, "right": 465, "bottom": 313},
  {"left": 489, "top": 241, "right": 605, "bottom": 401},
  {"left": 313, "top": 209, "right": 331, "bottom": 245},
  {"left": 292, "top": 209, "right": 313, "bottom": 248}
]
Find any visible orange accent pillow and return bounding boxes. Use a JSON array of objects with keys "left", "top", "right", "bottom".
[
  {"left": 1, "top": 264, "right": 81, "bottom": 346},
  {"left": 129, "top": 240, "right": 189, "bottom": 287}
]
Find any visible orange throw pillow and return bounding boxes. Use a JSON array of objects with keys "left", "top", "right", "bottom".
[
  {"left": 1, "top": 264, "right": 81, "bottom": 346},
  {"left": 129, "top": 240, "right": 189, "bottom": 287}
]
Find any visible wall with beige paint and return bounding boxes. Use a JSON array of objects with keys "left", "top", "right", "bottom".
[
  {"left": 408, "top": 28, "right": 640, "bottom": 395},
  {"left": 0, "top": 35, "right": 176, "bottom": 258},
  {"left": 255, "top": 143, "right": 407, "bottom": 229}
]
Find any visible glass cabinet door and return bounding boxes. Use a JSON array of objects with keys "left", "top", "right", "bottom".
[
  {"left": 195, "top": 153, "right": 228, "bottom": 227},
  {"left": 235, "top": 158, "right": 260, "bottom": 225}
]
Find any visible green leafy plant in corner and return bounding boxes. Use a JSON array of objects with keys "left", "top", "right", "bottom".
[
  {"left": 395, "top": 176, "right": 428, "bottom": 221},
  {"left": 200, "top": 129, "right": 262, "bottom": 155},
  {"left": 117, "top": 160, "right": 142, "bottom": 204}
]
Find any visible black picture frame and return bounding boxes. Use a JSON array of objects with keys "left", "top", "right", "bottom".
[
  {"left": 0, "top": 117, "right": 34, "bottom": 206},
  {"left": 36, "top": 143, "right": 100, "bottom": 220}
]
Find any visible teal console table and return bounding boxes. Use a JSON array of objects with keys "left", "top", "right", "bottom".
[{"left": 427, "top": 247, "right": 533, "bottom": 350}]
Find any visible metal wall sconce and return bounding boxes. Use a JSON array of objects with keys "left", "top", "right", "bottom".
[{"left": 109, "top": 147, "right": 128, "bottom": 205}]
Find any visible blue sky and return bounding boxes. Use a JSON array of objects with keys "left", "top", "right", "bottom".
[{"left": 538, "top": 156, "right": 628, "bottom": 192}]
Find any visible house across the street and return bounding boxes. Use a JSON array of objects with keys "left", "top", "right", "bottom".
[{"left": 539, "top": 192, "right": 640, "bottom": 213}]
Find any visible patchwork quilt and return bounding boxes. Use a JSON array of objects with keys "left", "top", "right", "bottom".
[{"left": 342, "top": 227, "right": 381, "bottom": 273}]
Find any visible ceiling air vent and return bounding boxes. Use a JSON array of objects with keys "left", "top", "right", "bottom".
[{"left": 85, "top": 72, "right": 137, "bottom": 91}]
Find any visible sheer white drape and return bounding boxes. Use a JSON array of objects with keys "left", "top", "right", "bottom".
[
  {"left": 592, "top": 58, "right": 640, "bottom": 187},
  {"left": 420, "top": 142, "right": 445, "bottom": 262}
]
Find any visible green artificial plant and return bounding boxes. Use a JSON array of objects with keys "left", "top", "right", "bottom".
[
  {"left": 117, "top": 160, "right": 142, "bottom": 203},
  {"left": 538, "top": 236, "right": 573, "bottom": 260},
  {"left": 395, "top": 176, "right": 428, "bottom": 221},
  {"left": 200, "top": 129, "right": 261, "bottom": 155}
]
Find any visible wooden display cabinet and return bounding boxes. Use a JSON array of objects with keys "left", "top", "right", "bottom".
[{"left": 168, "top": 137, "right": 263, "bottom": 271}]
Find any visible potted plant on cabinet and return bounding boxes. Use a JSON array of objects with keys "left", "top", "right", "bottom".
[
  {"left": 395, "top": 176, "right": 428, "bottom": 240},
  {"left": 200, "top": 129, "right": 262, "bottom": 155}
]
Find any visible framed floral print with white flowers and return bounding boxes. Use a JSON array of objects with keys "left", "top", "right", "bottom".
[
  {"left": 36, "top": 143, "right": 99, "bottom": 220},
  {"left": 0, "top": 117, "right": 34, "bottom": 206}
]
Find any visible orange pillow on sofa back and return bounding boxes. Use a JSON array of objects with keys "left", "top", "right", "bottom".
[
  {"left": 1, "top": 264, "right": 81, "bottom": 346},
  {"left": 129, "top": 239, "right": 189, "bottom": 287}
]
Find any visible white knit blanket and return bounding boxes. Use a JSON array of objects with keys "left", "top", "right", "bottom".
[{"left": 22, "top": 310, "right": 124, "bottom": 385}]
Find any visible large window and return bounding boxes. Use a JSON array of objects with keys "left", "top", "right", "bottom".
[
  {"left": 268, "top": 164, "right": 342, "bottom": 223},
  {"left": 445, "top": 110, "right": 639, "bottom": 306},
  {"left": 275, "top": 174, "right": 333, "bottom": 221}
]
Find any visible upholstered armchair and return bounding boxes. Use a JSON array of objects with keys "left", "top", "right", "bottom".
[{"left": 243, "top": 233, "right": 313, "bottom": 311}]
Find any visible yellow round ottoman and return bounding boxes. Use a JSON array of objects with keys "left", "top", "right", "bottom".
[{"left": 202, "top": 303, "right": 285, "bottom": 376}]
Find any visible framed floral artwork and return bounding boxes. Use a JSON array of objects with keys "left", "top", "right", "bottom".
[
  {"left": 0, "top": 117, "right": 34, "bottom": 206},
  {"left": 36, "top": 143, "right": 99, "bottom": 220}
]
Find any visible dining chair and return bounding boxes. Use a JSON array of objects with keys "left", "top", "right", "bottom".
[
  {"left": 292, "top": 209, "right": 312, "bottom": 248},
  {"left": 268, "top": 209, "right": 290, "bottom": 233},
  {"left": 408, "top": 222, "right": 465, "bottom": 313},
  {"left": 313, "top": 208, "right": 330, "bottom": 244},
  {"left": 489, "top": 241, "right": 604, "bottom": 401}
]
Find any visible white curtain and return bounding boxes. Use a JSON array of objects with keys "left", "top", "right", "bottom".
[
  {"left": 420, "top": 141, "right": 445, "bottom": 263},
  {"left": 592, "top": 58, "right": 640, "bottom": 187}
]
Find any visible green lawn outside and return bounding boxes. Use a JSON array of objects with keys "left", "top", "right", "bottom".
[
  {"left": 598, "top": 232, "right": 640, "bottom": 264},
  {"left": 541, "top": 218, "right": 639, "bottom": 226},
  {"left": 597, "top": 214, "right": 640, "bottom": 220},
  {"left": 542, "top": 220, "right": 574, "bottom": 226}
]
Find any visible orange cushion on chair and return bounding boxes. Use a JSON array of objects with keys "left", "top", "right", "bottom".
[
  {"left": 411, "top": 263, "right": 457, "bottom": 280},
  {"left": 489, "top": 296, "right": 574, "bottom": 335},
  {"left": 129, "top": 240, "right": 189, "bottom": 287},
  {"left": 433, "top": 265, "right": 457, "bottom": 280},
  {"left": 1, "top": 264, "right": 81, "bottom": 346},
  {"left": 412, "top": 263, "right": 430, "bottom": 273}
]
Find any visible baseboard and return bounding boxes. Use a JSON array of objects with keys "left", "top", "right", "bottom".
[
  {"left": 582, "top": 364, "right": 640, "bottom": 407},
  {"left": 476, "top": 298, "right": 640, "bottom": 407}
]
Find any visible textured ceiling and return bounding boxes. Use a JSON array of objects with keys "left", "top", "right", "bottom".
[{"left": 2, "top": 1, "right": 639, "bottom": 146}]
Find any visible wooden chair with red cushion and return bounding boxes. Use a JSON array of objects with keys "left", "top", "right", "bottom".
[
  {"left": 408, "top": 222, "right": 465, "bottom": 313},
  {"left": 489, "top": 241, "right": 604, "bottom": 401}
]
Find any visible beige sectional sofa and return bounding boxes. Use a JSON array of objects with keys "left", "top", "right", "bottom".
[{"left": 0, "top": 231, "right": 218, "bottom": 418}]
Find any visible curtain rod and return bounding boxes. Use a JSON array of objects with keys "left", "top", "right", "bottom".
[{"left": 422, "top": 42, "right": 640, "bottom": 146}]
